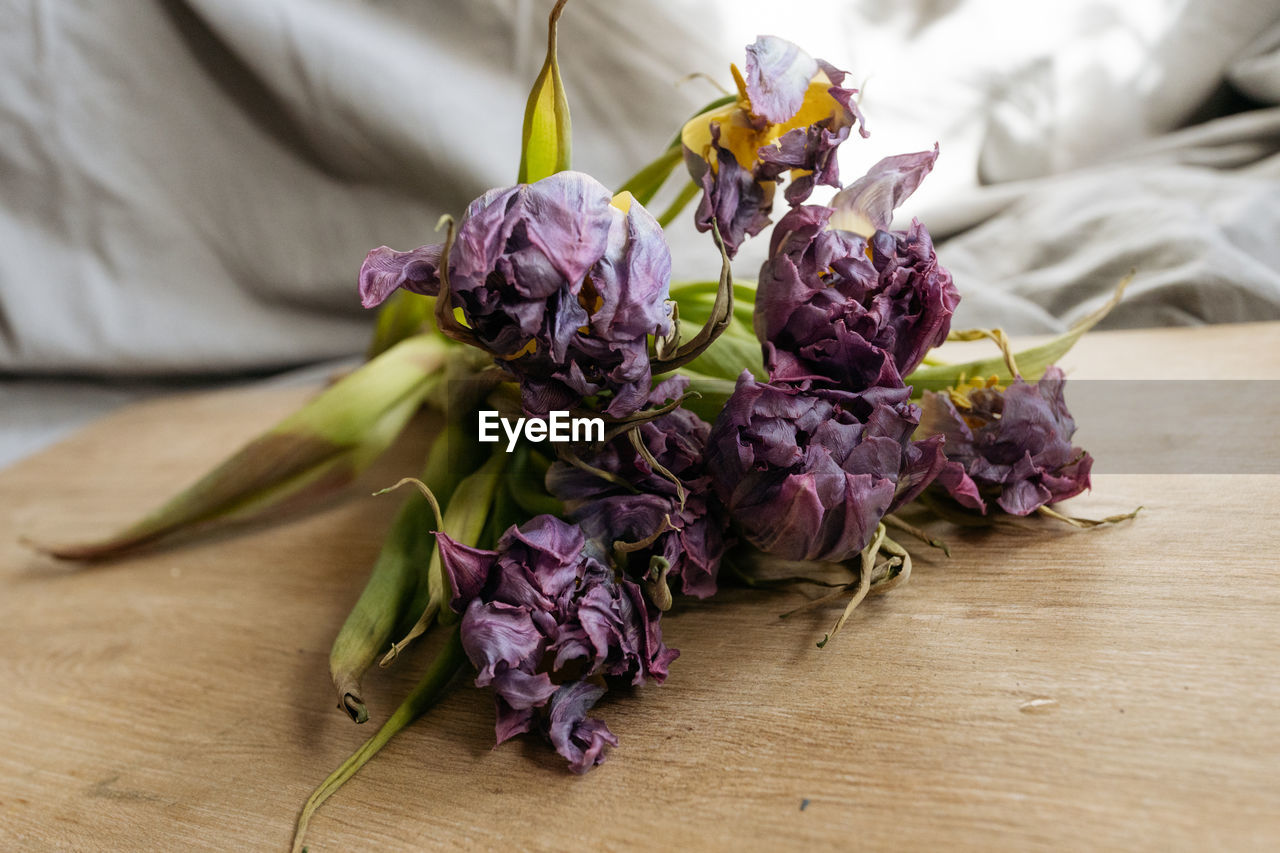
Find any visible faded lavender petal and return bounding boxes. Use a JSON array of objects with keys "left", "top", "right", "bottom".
[
  {"left": 448, "top": 173, "right": 673, "bottom": 417},
  {"left": 358, "top": 244, "right": 442, "bottom": 308},
  {"left": 436, "top": 533, "right": 495, "bottom": 612},
  {"left": 919, "top": 367, "right": 1093, "bottom": 516},
  {"left": 546, "top": 376, "right": 727, "bottom": 599},
  {"left": 544, "top": 682, "right": 618, "bottom": 774},
  {"left": 829, "top": 145, "right": 939, "bottom": 236},
  {"left": 744, "top": 36, "right": 820, "bottom": 124},
  {"left": 756, "top": 204, "right": 959, "bottom": 388},
  {"left": 707, "top": 372, "right": 945, "bottom": 562},
  {"left": 460, "top": 600, "right": 545, "bottom": 687}
]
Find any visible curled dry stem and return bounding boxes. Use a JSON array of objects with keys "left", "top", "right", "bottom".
[
  {"left": 946, "top": 326, "right": 1021, "bottom": 379},
  {"left": 884, "top": 513, "right": 951, "bottom": 557},
  {"left": 432, "top": 215, "right": 481, "bottom": 349},
  {"left": 1037, "top": 504, "right": 1143, "bottom": 528},
  {"left": 816, "top": 523, "right": 887, "bottom": 648},
  {"left": 650, "top": 220, "right": 733, "bottom": 373},
  {"left": 628, "top": 426, "right": 687, "bottom": 509}
]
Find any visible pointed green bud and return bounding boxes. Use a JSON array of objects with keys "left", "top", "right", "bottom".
[{"left": 517, "top": 0, "right": 572, "bottom": 184}]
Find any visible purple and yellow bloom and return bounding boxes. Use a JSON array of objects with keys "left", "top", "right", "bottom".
[
  {"left": 755, "top": 146, "right": 958, "bottom": 391},
  {"left": 546, "top": 376, "right": 726, "bottom": 599},
  {"left": 918, "top": 367, "right": 1094, "bottom": 516},
  {"left": 438, "top": 514, "right": 677, "bottom": 773},
  {"left": 681, "top": 36, "right": 867, "bottom": 257},
  {"left": 359, "top": 171, "right": 673, "bottom": 418},
  {"left": 707, "top": 372, "right": 945, "bottom": 563}
]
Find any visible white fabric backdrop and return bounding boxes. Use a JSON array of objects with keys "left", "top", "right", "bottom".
[{"left": 2, "top": 0, "right": 1278, "bottom": 464}]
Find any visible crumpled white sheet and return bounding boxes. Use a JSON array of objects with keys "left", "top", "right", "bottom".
[{"left": 2, "top": 0, "right": 1278, "bottom": 466}]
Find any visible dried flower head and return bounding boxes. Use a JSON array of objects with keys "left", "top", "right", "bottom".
[
  {"left": 681, "top": 36, "right": 867, "bottom": 256},
  {"left": 755, "top": 147, "right": 958, "bottom": 390},
  {"left": 707, "top": 372, "right": 944, "bottom": 562},
  {"left": 359, "top": 172, "right": 673, "bottom": 417},
  {"left": 439, "top": 514, "right": 677, "bottom": 772},
  {"left": 919, "top": 367, "right": 1093, "bottom": 515}
]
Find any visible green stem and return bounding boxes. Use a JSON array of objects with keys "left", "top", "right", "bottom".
[
  {"left": 617, "top": 145, "right": 682, "bottom": 206},
  {"left": 657, "top": 180, "right": 700, "bottom": 229},
  {"left": 293, "top": 628, "right": 467, "bottom": 853}
]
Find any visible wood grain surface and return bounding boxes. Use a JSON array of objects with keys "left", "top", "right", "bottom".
[{"left": 2, "top": 323, "right": 1278, "bottom": 851}]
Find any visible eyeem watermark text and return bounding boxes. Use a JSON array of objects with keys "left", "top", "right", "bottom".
[{"left": 478, "top": 410, "right": 604, "bottom": 452}]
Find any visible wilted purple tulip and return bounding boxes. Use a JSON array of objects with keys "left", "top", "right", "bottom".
[
  {"left": 681, "top": 36, "right": 867, "bottom": 257},
  {"left": 546, "top": 377, "right": 726, "bottom": 599},
  {"left": 919, "top": 367, "right": 1093, "bottom": 516},
  {"left": 707, "top": 371, "right": 945, "bottom": 562},
  {"left": 438, "top": 514, "right": 677, "bottom": 772},
  {"left": 359, "top": 172, "right": 673, "bottom": 417},
  {"left": 755, "top": 147, "right": 958, "bottom": 390}
]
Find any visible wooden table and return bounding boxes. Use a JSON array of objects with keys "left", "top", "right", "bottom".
[{"left": 3, "top": 323, "right": 1279, "bottom": 851}]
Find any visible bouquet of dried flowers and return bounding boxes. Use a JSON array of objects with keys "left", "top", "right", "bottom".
[{"left": 37, "top": 3, "right": 1137, "bottom": 849}]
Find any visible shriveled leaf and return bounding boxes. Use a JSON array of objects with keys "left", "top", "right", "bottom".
[
  {"left": 294, "top": 628, "right": 466, "bottom": 853},
  {"left": 40, "top": 334, "right": 451, "bottom": 561},
  {"left": 517, "top": 0, "right": 572, "bottom": 184},
  {"left": 651, "top": 222, "right": 734, "bottom": 374}
]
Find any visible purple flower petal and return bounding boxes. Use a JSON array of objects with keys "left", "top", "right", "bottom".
[
  {"left": 437, "top": 533, "right": 497, "bottom": 613},
  {"left": 830, "top": 145, "right": 939, "bottom": 235},
  {"left": 491, "top": 667, "right": 558, "bottom": 710},
  {"left": 545, "top": 377, "right": 727, "bottom": 599},
  {"left": 543, "top": 682, "right": 618, "bottom": 774},
  {"left": 450, "top": 514, "right": 678, "bottom": 771},
  {"left": 686, "top": 124, "right": 774, "bottom": 258},
  {"left": 358, "top": 244, "right": 442, "bottom": 308},
  {"left": 460, "top": 600, "right": 544, "bottom": 687},
  {"left": 392, "top": 172, "right": 673, "bottom": 418},
  {"left": 744, "top": 36, "right": 819, "bottom": 124}
]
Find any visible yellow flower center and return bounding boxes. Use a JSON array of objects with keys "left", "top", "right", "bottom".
[
  {"left": 947, "top": 375, "right": 1004, "bottom": 413},
  {"left": 681, "top": 67, "right": 843, "bottom": 174}
]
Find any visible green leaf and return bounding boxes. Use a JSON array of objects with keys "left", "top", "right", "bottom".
[
  {"left": 677, "top": 369, "right": 737, "bottom": 422},
  {"left": 617, "top": 146, "right": 682, "bottom": 207},
  {"left": 656, "top": 180, "right": 700, "bottom": 229},
  {"left": 670, "top": 279, "right": 758, "bottom": 332},
  {"left": 379, "top": 450, "right": 507, "bottom": 664},
  {"left": 517, "top": 0, "right": 572, "bottom": 184},
  {"left": 39, "top": 334, "right": 452, "bottom": 561},
  {"left": 905, "top": 275, "right": 1130, "bottom": 394},
  {"left": 678, "top": 319, "right": 764, "bottom": 382},
  {"left": 328, "top": 419, "right": 486, "bottom": 723},
  {"left": 366, "top": 290, "right": 437, "bottom": 360}
]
